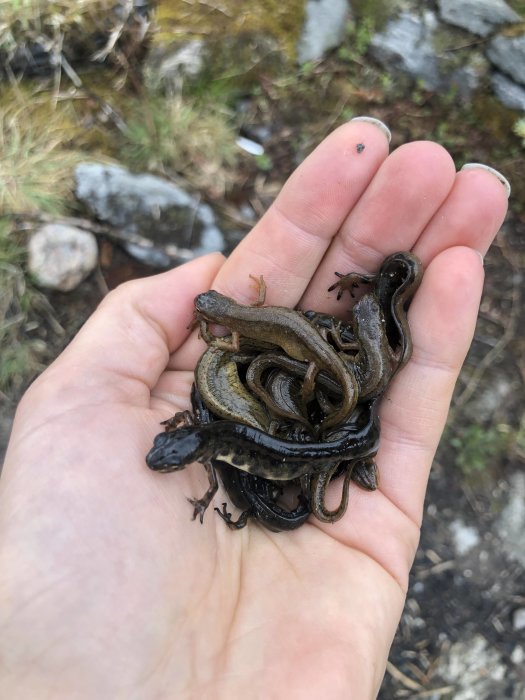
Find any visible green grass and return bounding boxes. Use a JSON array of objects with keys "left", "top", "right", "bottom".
[
  {"left": 120, "top": 95, "right": 240, "bottom": 193},
  {"left": 0, "top": 254, "right": 41, "bottom": 396},
  {"left": 0, "top": 106, "right": 83, "bottom": 215}
]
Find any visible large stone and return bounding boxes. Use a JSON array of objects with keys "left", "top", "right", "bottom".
[
  {"left": 297, "top": 0, "right": 350, "bottom": 63},
  {"left": 491, "top": 72, "right": 525, "bottom": 111},
  {"left": 370, "top": 11, "right": 484, "bottom": 99},
  {"left": 370, "top": 12, "right": 441, "bottom": 90},
  {"left": 75, "top": 163, "right": 224, "bottom": 267},
  {"left": 28, "top": 224, "right": 98, "bottom": 292},
  {"left": 439, "top": 635, "right": 508, "bottom": 699},
  {"left": 438, "top": 0, "right": 520, "bottom": 38},
  {"left": 488, "top": 33, "right": 525, "bottom": 87}
]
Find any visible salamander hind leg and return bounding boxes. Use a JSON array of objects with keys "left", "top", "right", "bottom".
[
  {"left": 351, "top": 457, "right": 379, "bottom": 491},
  {"left": 215, "top": 502, "right": 254, "bottom": 529}
]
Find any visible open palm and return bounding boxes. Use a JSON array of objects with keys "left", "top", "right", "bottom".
[{"left": 0, "top": 120, "right": 508, "bottom": 699}]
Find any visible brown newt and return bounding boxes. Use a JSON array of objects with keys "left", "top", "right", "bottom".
[{"left": 194, "top": 290, "right": 358, "bottom": 430}]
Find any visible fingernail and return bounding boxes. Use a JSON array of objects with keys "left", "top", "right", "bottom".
[
  {"left": 350, "top": 116, "right": 391, "bottom": 143},
  {"left": 461, "top": 163, "right": 511, "bottom": 198},
  {"left": 475, "top": 249, "right": 485, "bottom": 266}
]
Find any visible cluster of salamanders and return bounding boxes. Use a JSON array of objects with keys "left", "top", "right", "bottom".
[{"left": 146, "top": 252, "right": 423, "bottom": 532}]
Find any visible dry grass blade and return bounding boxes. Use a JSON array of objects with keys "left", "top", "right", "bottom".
[
  {"left": 0, "top": 105, "right": 83, "bottom": 215},
  {"left": 386, "top": 661, "right": 424, "bottom": 691}
]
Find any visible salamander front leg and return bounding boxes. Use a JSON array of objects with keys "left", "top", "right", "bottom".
[
  {"left": 188, "top": 460, "right": 219, "bottom": 523},
  {"left": 328, "top": 272, "right": 374, "bottom": 300},
  {"left": 162, "top": 410, "right": 194, "bottom": 432}
]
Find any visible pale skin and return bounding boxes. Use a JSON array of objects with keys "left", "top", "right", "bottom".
[{"left": 0, "top": 121, "right": 509, "bottom": 699}]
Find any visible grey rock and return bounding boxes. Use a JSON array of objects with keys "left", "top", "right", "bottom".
[
  {"left": 511, "top": 644, "right": 525, "bottom": 665},
  {"left": 449, "top": 519, "right": 480, "bottom": 556},
  {"left": 370, "top": 11, "right": 484, "bottom": 99},
  {"left": 371, "top": 12, "right": 441, "bottom": 90},
  {"left": 439, "top": 635, "right": 507, "bottom": 699},
  {"left": 75, "top": 163, "right": 224, "bottom": 267},
  {"left": 438, "top": 0, "right": 520, "bottom": 38},
  {"left": 513, "top": 609, "right": 525, "bottom": 632},
  {"left": 488, "top": 33, "right": 525, "bottom": 87},
  {"left": 28, "top": 224, "right": 98, "bottom": 292},
  {"left": 491, "top": 71, "right": 525, "bottom": 111},
  {"left": 297, "top": 0, "right": 350, "bottom": 63}
]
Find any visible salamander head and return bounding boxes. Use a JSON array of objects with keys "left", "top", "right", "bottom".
[
  {"left": 379, "top": 252, "right": 422, "bottom": 290},
  {"left": 146, "top": 428, "right": 210, "bottom": 472},
  {"left": 194, "top": 290, "right": 233, "bottom": 322}
]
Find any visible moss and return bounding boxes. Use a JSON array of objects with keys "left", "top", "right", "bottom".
[
  {"left": 350, "top": 0, "right": 396, "bottom": 30},
  {"left": 514, "top": 117, "right": 525, "bottom": 146},
  {"left": 507, "top": 1, "right": 525, "bottom": 14},
  {"left": 449, "top": 424, "right": 511, "bottom": 480},
  {"left": 153, "top": 0, "right": 305, "bottom": 59}
]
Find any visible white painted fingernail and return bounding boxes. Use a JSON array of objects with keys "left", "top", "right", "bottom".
[
  {"left": 461, "top": 163, "right": 511, "bottom": 198},
  {"left": 350, "top": 116, "right": 391, "bottom": 143}
]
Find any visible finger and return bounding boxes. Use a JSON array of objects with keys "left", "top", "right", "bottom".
[
  {"left": 25, "top": 253, "right": 224, "bottom": 412},
  {"left": 300, "top": 141, "right": 456, "bottom": 312},
  {"left": 414, "top": 165, "right": 509, "bottom": 263},
  {"left": 150, "top": 369, "right": 194, "bottom": 415},
  {"left": 210, "top": 119, "right": 391, "bottom": 306},
  {"left": 313, "top": 247, "right": 484, "bottom": 583},
  {"left": 371, "top": 246, "right": 484, "bottom": 523}
]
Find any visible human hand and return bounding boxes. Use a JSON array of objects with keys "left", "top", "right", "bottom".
[{"left": 0, "top": 119, "right": 509, "bottom": 699}]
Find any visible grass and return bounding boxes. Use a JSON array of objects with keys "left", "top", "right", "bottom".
[
  {"left": 0, "top": 105, "right": 84, "bottom": 215},
  {"left": 0, "top": 253, "right": 39, "bottom": 397},
  {"left": 0, "top": 215, "right": 23, "bottom": 266},
  {"left": 120, "top": 94, "right": 241, "bottom": 195},
  {"left": 0, "top": 0, "right": 116, "bottom": 53}
]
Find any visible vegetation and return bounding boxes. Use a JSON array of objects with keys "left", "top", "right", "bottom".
[
  {"left": 0, "top": 0, "right": 523, "bottom": 432},
  {"left": 0, "top": 243, "right": 40, "bottom": 396},
  {"left": 153, "top": 0, "right": 305, "bottom": 57},
  {"left": 121, "top": 94, "right": 240, "bottom": 195},
  {"left": 514, "top": 117, "right": 525, "bottom": 147},
  {"left": 449, "top": 424, "right": 511, "bottom": 478},
  {"left": 0, "top": 104, "right": 84, "bottom": 215}
]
